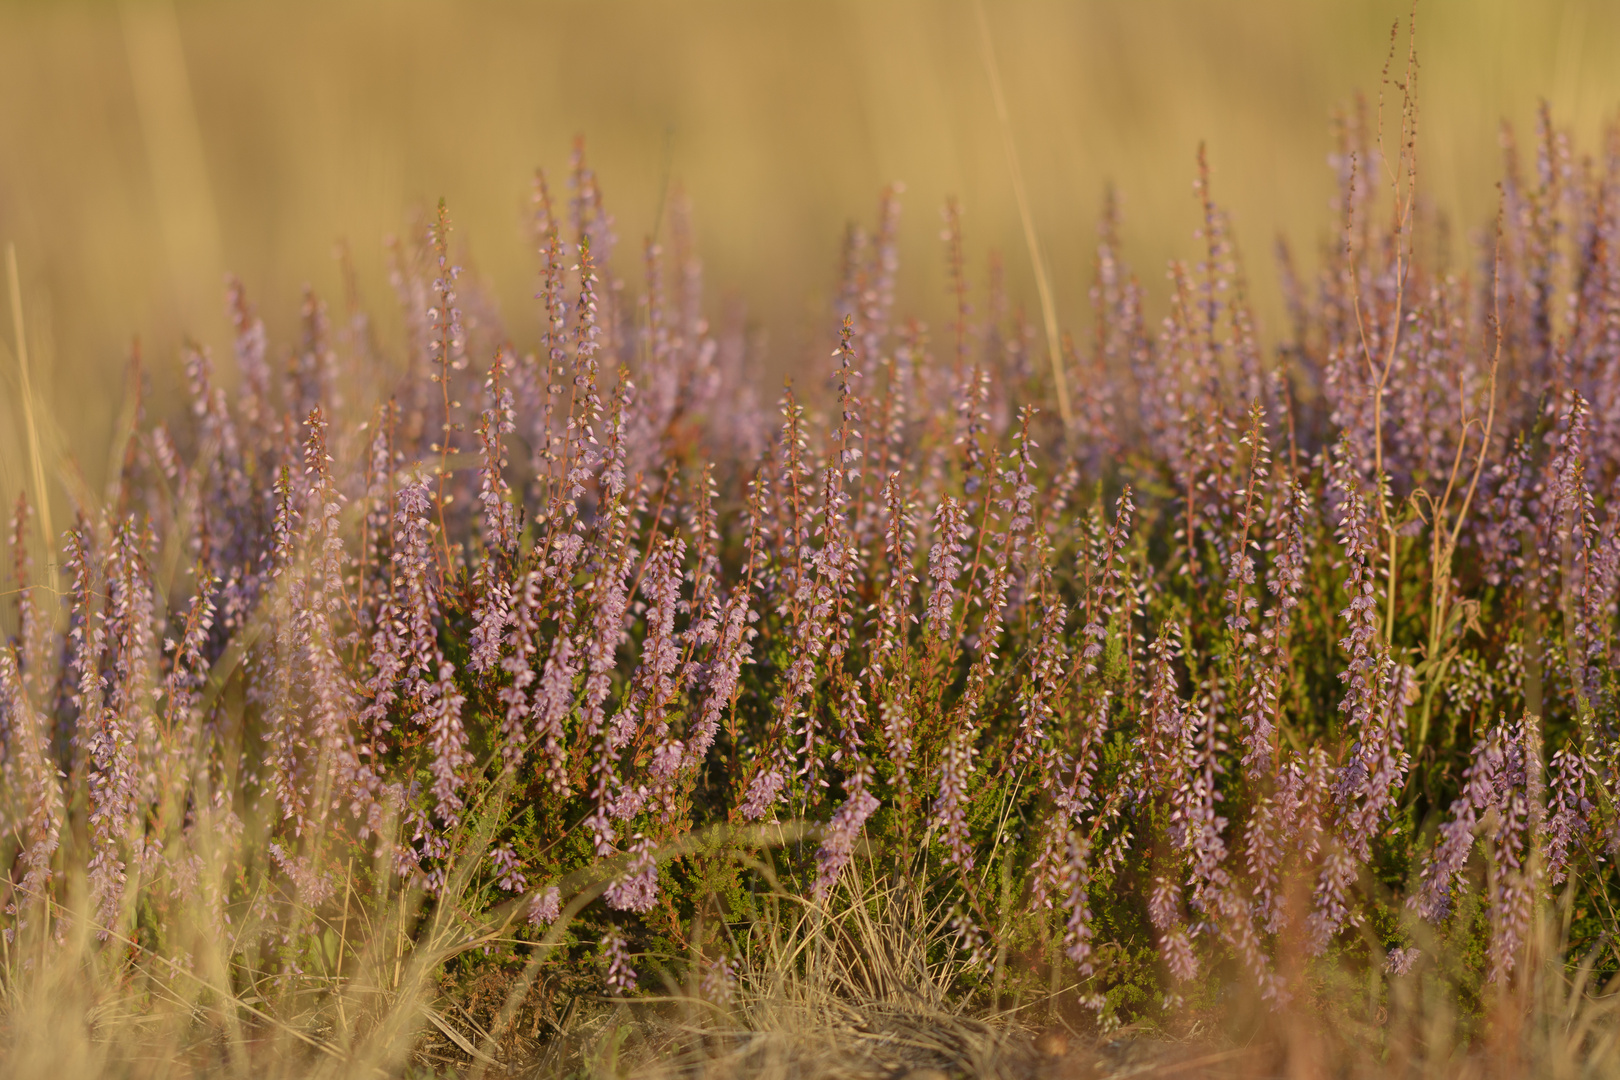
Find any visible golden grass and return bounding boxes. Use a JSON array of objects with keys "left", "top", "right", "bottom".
[
  {"left": 6, "top": 243, "right": 53, "bottom": 592},
  {"left": 971, "top": 0, "right": 1069, "bottom": 429},
  {"left": 531, "top": 879, "right": 1620, "bottom": 1080},
  {"left": 6, "top": 773, "right": 1620, "bottom": 1080}
]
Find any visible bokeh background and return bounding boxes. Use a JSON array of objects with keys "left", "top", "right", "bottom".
[{"left": 1, "top": 0, "right": 1618, "bottom": 515}]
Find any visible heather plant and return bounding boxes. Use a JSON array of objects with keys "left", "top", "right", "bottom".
[{"left": 11, "top": 32, "right": 1620, "bottom": 1078}]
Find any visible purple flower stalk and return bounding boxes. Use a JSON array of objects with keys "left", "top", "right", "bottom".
[
  {"left": 813, "top": 764, "right": 880, "bottom": 900},
  {"left": 602, "top": 929, "right": 637, "bottom": 996}
]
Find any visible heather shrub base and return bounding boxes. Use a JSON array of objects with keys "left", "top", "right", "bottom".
[{"left": 9, "top": 32, "right": 1620, "bottom": 1076}]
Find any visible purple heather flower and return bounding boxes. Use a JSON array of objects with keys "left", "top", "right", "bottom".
[
  {"left": 490, "top": 844, "right": 527, "bottom": 894},
  {"left": 739, "top": 766, "right": 786, "bottom": 821},
  {"left": 602, "top": 929, "right": 637, "bottom": 995},
  {"left": 527, "top": 885, "right": 563, "bottom": 928},
  {"left": 1385, "top": 946, "right": 1421, "bottom": 976},
  {"left": 813, "top": 765, "right": 880, "bottom": 900},
  {"left": 699, "top": 952, "right": 740, "bottom": 1006},
  {"left": 924, "top": 497, "right": 970, "bottom": 641},
  {"left": 1545, "top": 744, "right": 1593, "bottom": 885},
  {"left": 604, "top": 834, "right": 658, "bottom": 913}
]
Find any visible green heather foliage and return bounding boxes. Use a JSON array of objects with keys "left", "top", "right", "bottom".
[{"left": 9, "top": 52, "right": 1620, "bottom": 1076}]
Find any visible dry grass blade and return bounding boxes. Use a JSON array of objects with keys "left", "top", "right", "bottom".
[
  {"left": 971, "top": 0, "right": 1071, "bottom": 429},
  {"left": 420, "top": 1003, "right": 500, "bottom": 1066},
  {"left": 6, "top": 243, "right": 54, "bottom": 590}
]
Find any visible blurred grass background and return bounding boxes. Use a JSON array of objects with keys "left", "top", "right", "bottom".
[{"left": 1, "top": 0, "right": 1617, "bottom": 517}]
